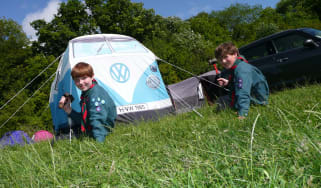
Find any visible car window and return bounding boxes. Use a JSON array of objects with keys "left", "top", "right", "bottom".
[
  {"left": 273, "top": 34, "right": 307, "bottom": 53},
  {"left": 241, "top": 41, "right": 275, "bottom": 61},
  {"left": 302, "top": 28, "right": 321, "bottom": 39}
]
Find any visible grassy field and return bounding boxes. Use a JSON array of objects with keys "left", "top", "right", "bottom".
[{"left": 0, "top": 84, "right": 320, "bottom": 187}]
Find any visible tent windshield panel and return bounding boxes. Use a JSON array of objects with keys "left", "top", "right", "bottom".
[
  {"left": 73, "top": 39, "right": 112, "bottom": 58},
  {"left": 109, "top": 39, "right": 148, "bottom": 53}
]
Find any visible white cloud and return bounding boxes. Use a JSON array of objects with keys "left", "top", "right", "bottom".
[{"left": 22, "top": 0, "right": 61, "bottom": 41}]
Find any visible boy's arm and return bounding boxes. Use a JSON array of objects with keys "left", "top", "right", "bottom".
[
  {"left": 234, "top": 69, "right": 252, "bottom": 117},
  {"left": 59, "top": 95, "right": 82, "bottom": 125}
]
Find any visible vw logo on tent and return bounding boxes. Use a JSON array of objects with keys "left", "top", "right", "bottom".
[{"left": 110, "top": 63, "right": 130, "bottom": 83}]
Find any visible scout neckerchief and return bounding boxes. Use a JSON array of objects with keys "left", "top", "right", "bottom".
[
  {"left": 80, "top": 79, "right": 97, "bottom": 133},
  {"left": 228, "top": 56, "right": 248, "bottom": 107}
]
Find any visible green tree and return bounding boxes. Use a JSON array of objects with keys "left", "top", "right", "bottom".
[
  {"left": 86, "top": 0, "right": 158, "bottom": 42},
  {"left": 31, "top": 0, "right": 98, "bottom": 56},
  {"left": 0, "top": 54, "right": 57, "bottom": 136},
  {"left": 144, "top": 17, "right": 191, "bottom": 83},
  {"left": 188, "top": 12, "right": 230, "bottom": 45},
  {"left": 146, "top": 16, "right": 216, "bottom": 82},
  {"left": 0, "top": 17, "right": 31, "bottom": 103},
  {"left": 0, "top": 18, "right": 57, "bottom": 136},
  {"left": 275, "top": 0, "right": 321, "bottom": 30},
  {"left": 165, "top": 27, "right": 214, "bottom": 80},
  {"left": 143, "top": 37, "right": 181, "bottom": 85},
  {"left": 249, "top": 8, "right": 282, "bottom": 40},
  {"left": 276, "top": 0, "right": 321, "bottom": 20},
  {"left": 210, "top": 3, "right": 263, "bottom": 45}
]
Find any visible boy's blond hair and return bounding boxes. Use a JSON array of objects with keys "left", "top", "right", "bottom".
[
  {"left": 215, "top": 42, "right": 240, "bottom": 61},
  {"left": 71, "top": 62, "right": 94, "bottom": 80}
]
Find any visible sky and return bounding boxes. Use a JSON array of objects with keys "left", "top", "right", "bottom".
[{"left": 1, "top": 0, "right": 280, "bottom": 40}]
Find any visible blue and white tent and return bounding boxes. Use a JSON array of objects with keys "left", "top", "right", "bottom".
[{"left": 49, "top": 34, "right": 174, "bottom": 132}]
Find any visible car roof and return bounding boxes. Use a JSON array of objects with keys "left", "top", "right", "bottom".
[{"left": 239, "top": 28, "right": 309, "bottom": 51}]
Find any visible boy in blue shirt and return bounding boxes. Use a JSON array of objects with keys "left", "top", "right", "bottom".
[
  {"left": 215, "top": 42, "right": 269, "bottom": 119},
  {"left": 59, "top": 62, "right": 117, "bottom": 142}
]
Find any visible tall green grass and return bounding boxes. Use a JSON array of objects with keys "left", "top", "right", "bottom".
[{"left": 0, "top": 84, "right": 320, "bottom": 187}]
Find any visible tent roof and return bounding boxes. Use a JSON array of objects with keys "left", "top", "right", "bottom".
[{"left": 71, "top": 34, "right": 134, "bottom": 42}]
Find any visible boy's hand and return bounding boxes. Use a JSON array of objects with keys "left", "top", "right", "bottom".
[
  {"left": 217, "top": 78, "right": 229, "bottom": 86},
  {"left": 59, "top": 95, "right": 72, "bottom": 114},
  {"left": 238, "top": 116, "right": 245, "bottom": 120}
]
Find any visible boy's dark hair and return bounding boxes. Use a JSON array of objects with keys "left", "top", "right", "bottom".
[
  {"left": 71, "top": 62, "right": 94, "bottom": 79},
  {"left": 215, "top": 42, "right": 240, "bottom": 61}
]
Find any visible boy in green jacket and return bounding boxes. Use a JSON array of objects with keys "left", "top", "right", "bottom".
[
  {"left": 215, "top": 42, "right": 269, "bottom": 119},
  {"left": 59, "top": 62, "right": 117, "bottom": 142}
]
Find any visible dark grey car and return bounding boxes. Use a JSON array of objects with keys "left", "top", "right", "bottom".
[{"left": 239, "top": 28, "right": 321, "bottom": 88}]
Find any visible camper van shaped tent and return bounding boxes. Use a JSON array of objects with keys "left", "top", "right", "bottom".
[{"left": 49, "top": 34, "right": 174, "bottom": 132}]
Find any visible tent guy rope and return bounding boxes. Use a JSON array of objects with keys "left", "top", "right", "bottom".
[
  {"left": 0, "top": 54, "right": 62, "bottom": 111},
  {"left": 157, "top": 58, "right": 230, "bottom": 92},
  {"left": 0, "top": 71, "right": 57, "bottom": 129},
  {"left": 168, "top": 88, "right": 204, "bottom": 118}
]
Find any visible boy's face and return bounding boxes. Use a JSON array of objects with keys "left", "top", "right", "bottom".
[
  {"left": 74, "top": 75, "right": 94, "bottom": 91},
  {"left": 219, "top": 53, "right": 237, "bottom": 69}
]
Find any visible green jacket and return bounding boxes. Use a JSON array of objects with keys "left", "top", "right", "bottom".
[
  {"left": 69, "top": 81, "right": 117, "bottom": 142},
  {"left": 228, "top": 57, "right": 269, "bottom": 116}
]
